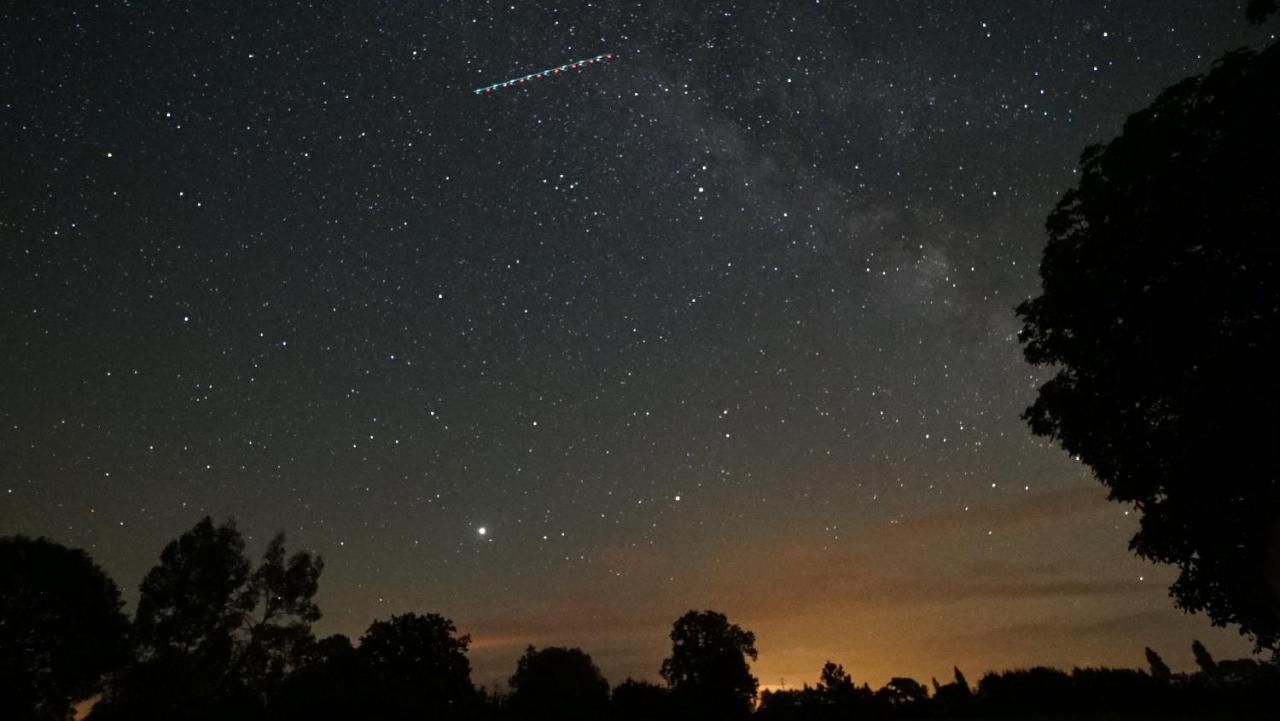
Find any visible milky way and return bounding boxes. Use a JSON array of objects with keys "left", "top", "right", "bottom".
[{"left": 2, "top": 1, "right": 1274, "bottom": 690}]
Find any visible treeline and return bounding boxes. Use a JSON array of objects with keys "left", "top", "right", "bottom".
[
  {"left": 1, "top": 519, "right": 1276, "bottom": 720},
  {"left": 757, "top": 655, "right": 1279, "bottom": 720}
]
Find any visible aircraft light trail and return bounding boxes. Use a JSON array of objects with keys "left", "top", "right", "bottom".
[{"left": 474, "top": 53, "right": 616, "bottom": 95}]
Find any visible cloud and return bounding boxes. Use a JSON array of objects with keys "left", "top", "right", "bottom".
[
  {"left": 467, "top": 602, "right": 661, "bottom": 650},
  {"left": 975, "top": 610, "right": 1171, "bottom": 639}
]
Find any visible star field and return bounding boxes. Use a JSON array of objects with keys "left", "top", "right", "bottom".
[{"left": 2, "top": 1, "right": 1275, "bottom": 690}]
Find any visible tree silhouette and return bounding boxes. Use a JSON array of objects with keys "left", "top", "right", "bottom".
[
  {"left": 977, "top": 667, "right": 1074, "bottom": 714},
  {"left": 1144, "top": 647, "right": 1172, "bottom": 682},
  {"left": 0, "top": 536, "right": 130, "bottom": 721},
  {"left": 611, "top": 678, "right": 670, "bottom": 721},
  {"left": 817, "top": 661, "right": 855, "bottom": 699},
  {"left": 660, "top": 610, "right": 758, "bottom": 720},
  {"left": 813, "top": 662, "right": 876, "bottom": 720},
  {"left": 91, "top": 517, "right": 322, "bottom": 720},
  {"left": 508, "top": 645, "right": 608, "bottom": 721},
  {"left": 270, "top": 634, "right": 369, "bottom": 720},
  {"left": 1016, "top": 41, "right": 1280, "bottom": 651},
  {"left": 1191, "top": 639, "right": 1217, "bottom": 676},
  {"left": 932, "top": 667, "right": 974, "bottom": 715},
  {"left": 876, "top": 676, "right": 929, "bottom": 709},
  {"left": 357, "top": 612, "right": 478, "bottom": 719}
]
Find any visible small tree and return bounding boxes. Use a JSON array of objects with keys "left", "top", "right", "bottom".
[
  {"left": 271, "top": 635, "right": 368, "bottom": 720},
  {"left": 611, "top": 678, "right": 669, "bottom": 721},
  {"left": 933, "top": 666, "right": 974, "bottom": 714},
  {"left": 0, "top": 537, "right": 130, "bottom": 721},
  {"left": 508, "top": 645, "right": 609, "bottom": 721},
  {"left": 660, "top": 610, "right": 758, "bottom": 720},
  {"left": 1145, "top": 647, "right": 1172, "bottom": 682},
  {"left": 358, "top": 612, "right": 478, "bottom": 718},
  {"left": 877, "top": 677, "right": 929, "bottom": 708},
  {"left": 818, "top": 661, "right": 855, "bottom": 699},
  {"left": 1191, "top": 640, "right": 1217, "bottom": 675}
]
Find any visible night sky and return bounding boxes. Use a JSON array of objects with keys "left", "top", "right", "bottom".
[{"left": 3, "top": 1, "right": 1276, "bottom": 693}]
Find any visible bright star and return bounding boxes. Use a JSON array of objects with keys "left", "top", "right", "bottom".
[{"left": 477, "top": 526, "right": 487, "bottom": 536}]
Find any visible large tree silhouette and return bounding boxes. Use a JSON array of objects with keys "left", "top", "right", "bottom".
[
  {"left": 92, "top": 518, "right": 322, "bottom": 720},
  {"left": 508, "top": 645, "right": 609, "bottom": 721},
  {"left": 0, "top": 536, "right": 130, "bottom": 721},
  {"left": 660, "top": 610, "right": 758, "bottom": 720},
  {"left": 1016, "top": 40, "right": 1280, "bottom": 651}
]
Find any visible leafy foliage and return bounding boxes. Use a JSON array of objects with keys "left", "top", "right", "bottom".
[
  {"left": 1017, "top": 42, "right": 1280, "bottom": 650},
  {"left": 0, "top": 536, "right": 130, "bottom": 721}
]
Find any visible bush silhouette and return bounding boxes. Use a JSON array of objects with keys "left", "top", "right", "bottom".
[{"left": 611, "top": 678, "right": 670, "bottom": 721}]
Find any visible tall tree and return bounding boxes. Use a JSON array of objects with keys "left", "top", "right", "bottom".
[
  {"left": 660, "top": 610, "right": 758, "bottom": 720},
  {"left": 357, "top": 612, "right": 478, "bottom": 719},
  {"left": 0, "top": 537, "right": 130, "bottom": 721},
  {"left": 92, "top": 518, "right": 322, "bottom": 720},
  {"left": 1016, "top": 42, "right": 1280, "bottom": 651},
  {"left": 508, "top": 645, "right": 609, "bottom": 721}
]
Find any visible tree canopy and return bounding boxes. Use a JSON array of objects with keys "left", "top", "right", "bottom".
[
  {"left": 660, "top": 609, "right": 759, "bottom": 720},
  {"left": 357, "top": 612, "right": 478, "bottom": 718},
  {"left": 0, "top": 536, "right": 130, "bottom": 721},
  {"left": 270, "top": 634, "right": 366, "bottom": 721},
  {"left": 509, "top": 645, "right": 609, "bottom": 721},
  {"left": 1016, "top": 41, "right": 1280, "bottom": 651}
]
